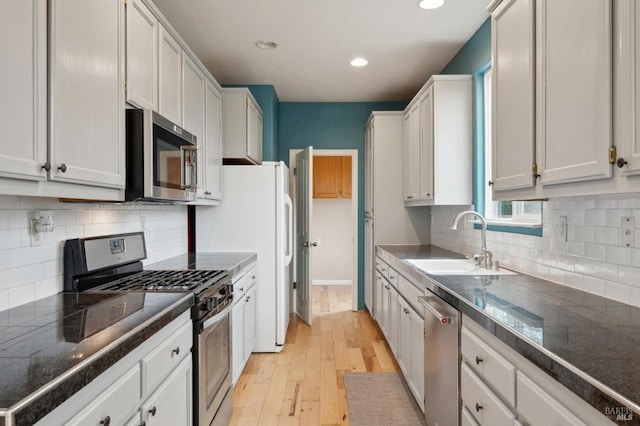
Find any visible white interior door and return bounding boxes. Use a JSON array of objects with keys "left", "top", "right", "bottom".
[{"left": 295, "top": 146, "right": 313, "bottom": 325}]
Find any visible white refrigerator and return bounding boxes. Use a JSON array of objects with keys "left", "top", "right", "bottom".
[{"left": 196, "top": 162, "right": 293, "bottom": 352}]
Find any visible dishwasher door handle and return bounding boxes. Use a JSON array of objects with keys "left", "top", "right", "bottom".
[{"left": 418, "top": 295, "right": 452, "bottom": 325}]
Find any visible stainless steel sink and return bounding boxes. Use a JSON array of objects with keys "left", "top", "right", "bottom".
[{"left": 406, "top": 258, "right": 517, "bottom": 276}]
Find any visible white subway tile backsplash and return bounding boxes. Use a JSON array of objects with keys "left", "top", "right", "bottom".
[
  {"left": 431, "top": 194, "right": 640, "bottom": 308},
  {"left": 0, "top": 195, "right": 188, "bottom": 311}
]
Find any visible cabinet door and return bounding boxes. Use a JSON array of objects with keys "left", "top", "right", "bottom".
[
  {"left": 402, "top": 113, "right": 412, "bottom": 201},
  {"left": 243, "top": 285, "right": 257, "bottom": 360},
  {"left": 374, "top": 272, "right": 384, "bottom": 323},
  {"left": 365, "top": 122, "right": 374, "bottom": 213},
  {"left": 0, "top": 0, "right": 47, "bottom": 181},
  {"left": 517, "top": 372, "right": 586, "bottom": 426},
  {"left": 231, "top": 300, "right": 244, "bottom": 384},
  {"left": 313, "top": 156, "right": 340, "bottom": 198},
  {"left": 246, "top": 98, "right": 259, "bottom": 162},
  {"left": 341, "top": 156, "right": 352, "bottom": 198},
  {"left": 461, "top": 363, "right": 516, "bottom": 426},
  {"left": 491, "top": 0, "right": 536, "bottom": 191},
  {"left": 203, "top": 80, "right": 223, "bottom": 200},
  {"left": 67, "top": 365, "right": 141, "bottom": 426},
  {"left": 397, "top": 297, "right": 411, "bottom": 378},
  {"left": 364, "top": 220, "right": 374, "bottom": 313},
  {"left": 387, "top": 285, "right": 399, "bottom": 356},
  {"left": 182, "top": 54, "right": 205, "bottom": 194},
  {"left": 158, "top": 25, "right": 182, "bottom": 125},
  {"left": 419, "top": 87, "right": 434, "bottom": 200},
  {"left": 125, "top": 0, "right": 157, "bottom": 110},
  {"left": 380, "top": 281, "right": 390, "bottom": 338},
  {"left": 49, "top": 0, "right": 125, "bottom": 188},
  {"left": 408, "top": 305, "right": 424, "bottom": 410},
  {"left": 404, "top": 105, "right": 421, "bottom": 201},
  {"left": 142, "top": 355, "right": 192, "bottom": 426},
  {"left": 536, "top": 0, "right": 612, "bottom": 185},
  {"left": 256, "top": 111, "right": 263, "bottom": 163}
]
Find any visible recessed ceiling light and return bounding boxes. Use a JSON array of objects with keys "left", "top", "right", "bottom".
[
  {"left": 418, "top": 0, "right": 445, "bottom": 9},
  {"left": 350, "top": 57, "right": 368, "bottom": 67},
  {"left": 255, "top": 40, "right": 277, "bottom": 49}
]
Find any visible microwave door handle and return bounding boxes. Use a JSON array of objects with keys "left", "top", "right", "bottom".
[{"left": 180, "top": 145, "right": 198, "bottom": 190}]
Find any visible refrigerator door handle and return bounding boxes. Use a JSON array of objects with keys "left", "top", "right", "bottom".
[{"left": 284, "top": 194, "right": 294, "bottom": 266}]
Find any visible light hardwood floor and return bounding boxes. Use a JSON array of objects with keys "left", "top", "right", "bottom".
[{"left": 229, "top": 285, "right": 400, "bottom": 426}]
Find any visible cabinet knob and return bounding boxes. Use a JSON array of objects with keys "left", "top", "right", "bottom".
[
  {"left": 204, "top": 191, "right": 211, "bottom": 195},
  {"left": 475, "top": 403, "right": 483, "bottom": 412},
  {"left": 488, "top": 180, "right": 493, "bottom": 186},
  {"left": 617, "top": 157, "right": 628, "bottom": 168},
  {"left": 148, "top": 406, "right": 157, "bottom": 416},
  {"left": 389, "top": 275, "right": 396, "bottom": 279},
  {"left": 239, "top": 287, "right": 244, "bottom": 292},
  {"left": 407, "top": 196, "right": 414, "bottom": 199},
  {"left": 100, "top": 416, "right": 111, "bottom": 425},
  {"left": 475, "top": 356, "right": 483, "bottom": 365},
  {"left": 58, "top": 163, "right": 67, "bottom": 173},
  {"left": 41, "top": 162, "right": 51, "bottom": 172},
  {"left": 171, "top": 347, "right": 180, "bottom": 356}
]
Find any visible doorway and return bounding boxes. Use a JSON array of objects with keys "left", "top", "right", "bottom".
[{"left": 289, "top": 149, "right": 358, "bottom": 313}]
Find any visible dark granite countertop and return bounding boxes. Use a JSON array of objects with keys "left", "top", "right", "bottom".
[
  {"left": 147, "top": 252, "right": 257, "bottom": 277},
  {"left": 378, "top": 244, "right": 640, "bottom": 425},
  {"left": 0, "top": 291, "right": 193, "bottom": 425}
]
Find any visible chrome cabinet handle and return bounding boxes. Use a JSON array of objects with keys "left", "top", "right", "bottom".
[
  {"left": 58, "top": 163, "right": 67, "bottom": 173},
  {"left": 171, "top": 347, "right": 180, "bottom": 356},
  {"left": 148, "top": 406, "right": 157, "bottom": 416},
  {"left": 100, "top": 416, "right": 111, "bottom": 425},
  {"left": 475, "top": 356, "right": 483, "bottom": 365},
  {"left": 41, "top": 162, "right": 51, "bottom": 172}
]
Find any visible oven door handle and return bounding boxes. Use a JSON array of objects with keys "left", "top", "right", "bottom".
[{"left": 201, "top": 299, "right": 233, "bottom": 330}]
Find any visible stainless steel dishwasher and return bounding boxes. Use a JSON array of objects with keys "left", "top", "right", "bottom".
[{"left": 418, "top": 289, "right": 460, "bottom": 426}]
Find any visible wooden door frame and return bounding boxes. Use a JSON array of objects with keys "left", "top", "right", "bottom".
[{"left": 289, "top": 148, "right": 359, "bottom": 311}]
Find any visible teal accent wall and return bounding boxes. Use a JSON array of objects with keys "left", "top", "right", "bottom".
[
  {"left": 278, "top": 102, "right": 407, "bottom": 309},
  {"left": 440, "top": 18, "right": 491, "bottom": 214},
  {"left": 225, "top": 84, "right": 280, "bottom": 161}
]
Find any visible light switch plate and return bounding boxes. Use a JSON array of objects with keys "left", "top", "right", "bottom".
[{"left": 621, "top": 217, "right": 635, "bottom": 247}]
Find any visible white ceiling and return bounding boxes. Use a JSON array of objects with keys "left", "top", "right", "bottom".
[{"left": 152, "top": 0, "right": 490, "bottom": 102}]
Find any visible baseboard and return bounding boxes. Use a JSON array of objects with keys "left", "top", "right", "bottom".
[{"left": 312, "top": 280, "right": 353, "bottom": 286}]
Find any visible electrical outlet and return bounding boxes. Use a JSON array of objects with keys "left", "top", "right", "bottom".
[
  {"left": 30, "top": 219, "right": 43, "bottom": 246},
  {"left": 621, "top": 217, "right": 635, "bottom": 247},
  {"left": 559, "top": 216, "right": 568, "bottom": 242}
]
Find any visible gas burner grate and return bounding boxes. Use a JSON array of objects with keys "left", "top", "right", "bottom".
[{"left": 98, "top": 270, "right": 228, "bottom": 292}]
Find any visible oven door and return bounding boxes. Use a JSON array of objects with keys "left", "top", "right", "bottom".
[{"left": 198, "top": 301, "right": 232, "bottom": 426}]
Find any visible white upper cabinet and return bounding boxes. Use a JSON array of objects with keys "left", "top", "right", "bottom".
[
  {"left": 491, "top": 0, "right": 535, "bottom": 192},
  {"left": 182, "top": 54, "right": 205, "bottom": 194},
  {"left": 202, "top": 80, "right": 223, "bottom": 201},
  {"left": 49, "top": 0, "right": 125, "bottom": 188},
  {"left": 222, "top": 88, "right": 263, "bottom": 165},
  {"left": 158, "top": 25, "right": 182, "bottom": 125},
  {"left": 536, "top": 0, "right": 612, "bottom": 186},
  {"left": 404, "top": 75, "right": 472, "bottom": 207},
  {"left": 125, "top": 0, "right": 158, "bottom": 111},
  {"left": 0, "top": 0, "right": 47, "bottom": 181}
]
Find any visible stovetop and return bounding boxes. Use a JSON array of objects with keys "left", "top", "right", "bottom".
[{"left": 95, "top": 269, "right": 229, "bottom": 294}]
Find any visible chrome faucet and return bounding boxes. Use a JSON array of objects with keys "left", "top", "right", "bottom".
[{"left": 450, "top": 210, "right": 493, "bottom": 269}]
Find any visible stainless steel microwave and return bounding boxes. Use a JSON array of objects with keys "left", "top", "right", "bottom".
[{"left": 125, "top": 109, "right": 198, "bottom": 202}]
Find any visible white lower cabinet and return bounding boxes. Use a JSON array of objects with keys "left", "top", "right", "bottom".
[
  {"left": 36, "top": 312, "right": 192, "bottom": 426},
  {"left": 517, "top": 372, "right": 586, "bottom": 426},
  {"left": 397, "top": 296, "right": 424, "bottom": 412},
  {"left": 231, "top": 263, "right": 258, "bottom": 384},
  {"left": 461, "top": 363, "right": 516, "bottom": 426},
  {"left": 141, "top": 355, "right": 193, "bottom": 426}
]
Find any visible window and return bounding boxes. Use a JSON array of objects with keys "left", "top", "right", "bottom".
[{"left": 481, "top": 67, "right": 542, "bottom": 231}]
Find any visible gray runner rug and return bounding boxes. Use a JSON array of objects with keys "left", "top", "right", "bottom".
[{"left": 343, "top": 372, "right": 426, "bottom": 426}]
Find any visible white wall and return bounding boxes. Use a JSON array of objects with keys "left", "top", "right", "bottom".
[
  {"left": 431, "top": 193, "right": 640, "bottom": 308},
  {"left": 0, "top": 195, "right": 188, "bottom": 311},
  {"left": 312, "top": 198, "right": 352, "bottom": 284}
]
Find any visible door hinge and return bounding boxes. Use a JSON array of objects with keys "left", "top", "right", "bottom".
[
  {"left": 371, "top": 119, "right": 374, "bottom": 129},
  {"left": 532, "top": 163, "right": 540, "bottom": 178},
  {"left": 124, "top": 80, "right": 128, "bottom": 93},
  {"left": 293, "top": 167, "right": 297, "bottom": 176},
  {"left": 609, "top": 146, "right": 617, "bottom": 164},
  {"left": 293, "top": 281, "right": 297, "bottom": 290}
]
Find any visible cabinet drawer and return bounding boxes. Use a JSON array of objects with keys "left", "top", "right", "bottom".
[
  {"left": 398, "top": 275, "right": 423, "bottom": 317},
  {"left": 461, "top": 327, "right": 515, "bottom": 406},
  {"left": 233, "top": 266, "right": 256, "bottom": 301},
  {"left": 376, "top": 258, "right": 390, "bottom": 277},
  {"left": 142, "top": 320, "right": 192, "bottom": 395},
  {"left": 461, "top": 363, "right": 516, "bottom": 426},
  {"left": 67, "top": 365, "right": 141, "bottom": 426},
  {"left": 387, "top": 267, "right": 399, "bottom": 287},
  {"left": 462, "top": 406, "right": 480, "bottom": 426},
  {"left": 517, "top": 371, "right": 586, "bottom": 426}
]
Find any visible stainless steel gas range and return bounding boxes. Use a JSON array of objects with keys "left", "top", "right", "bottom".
[{"left": 63, "top": 232, "right": 233, "bottom": 426}]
